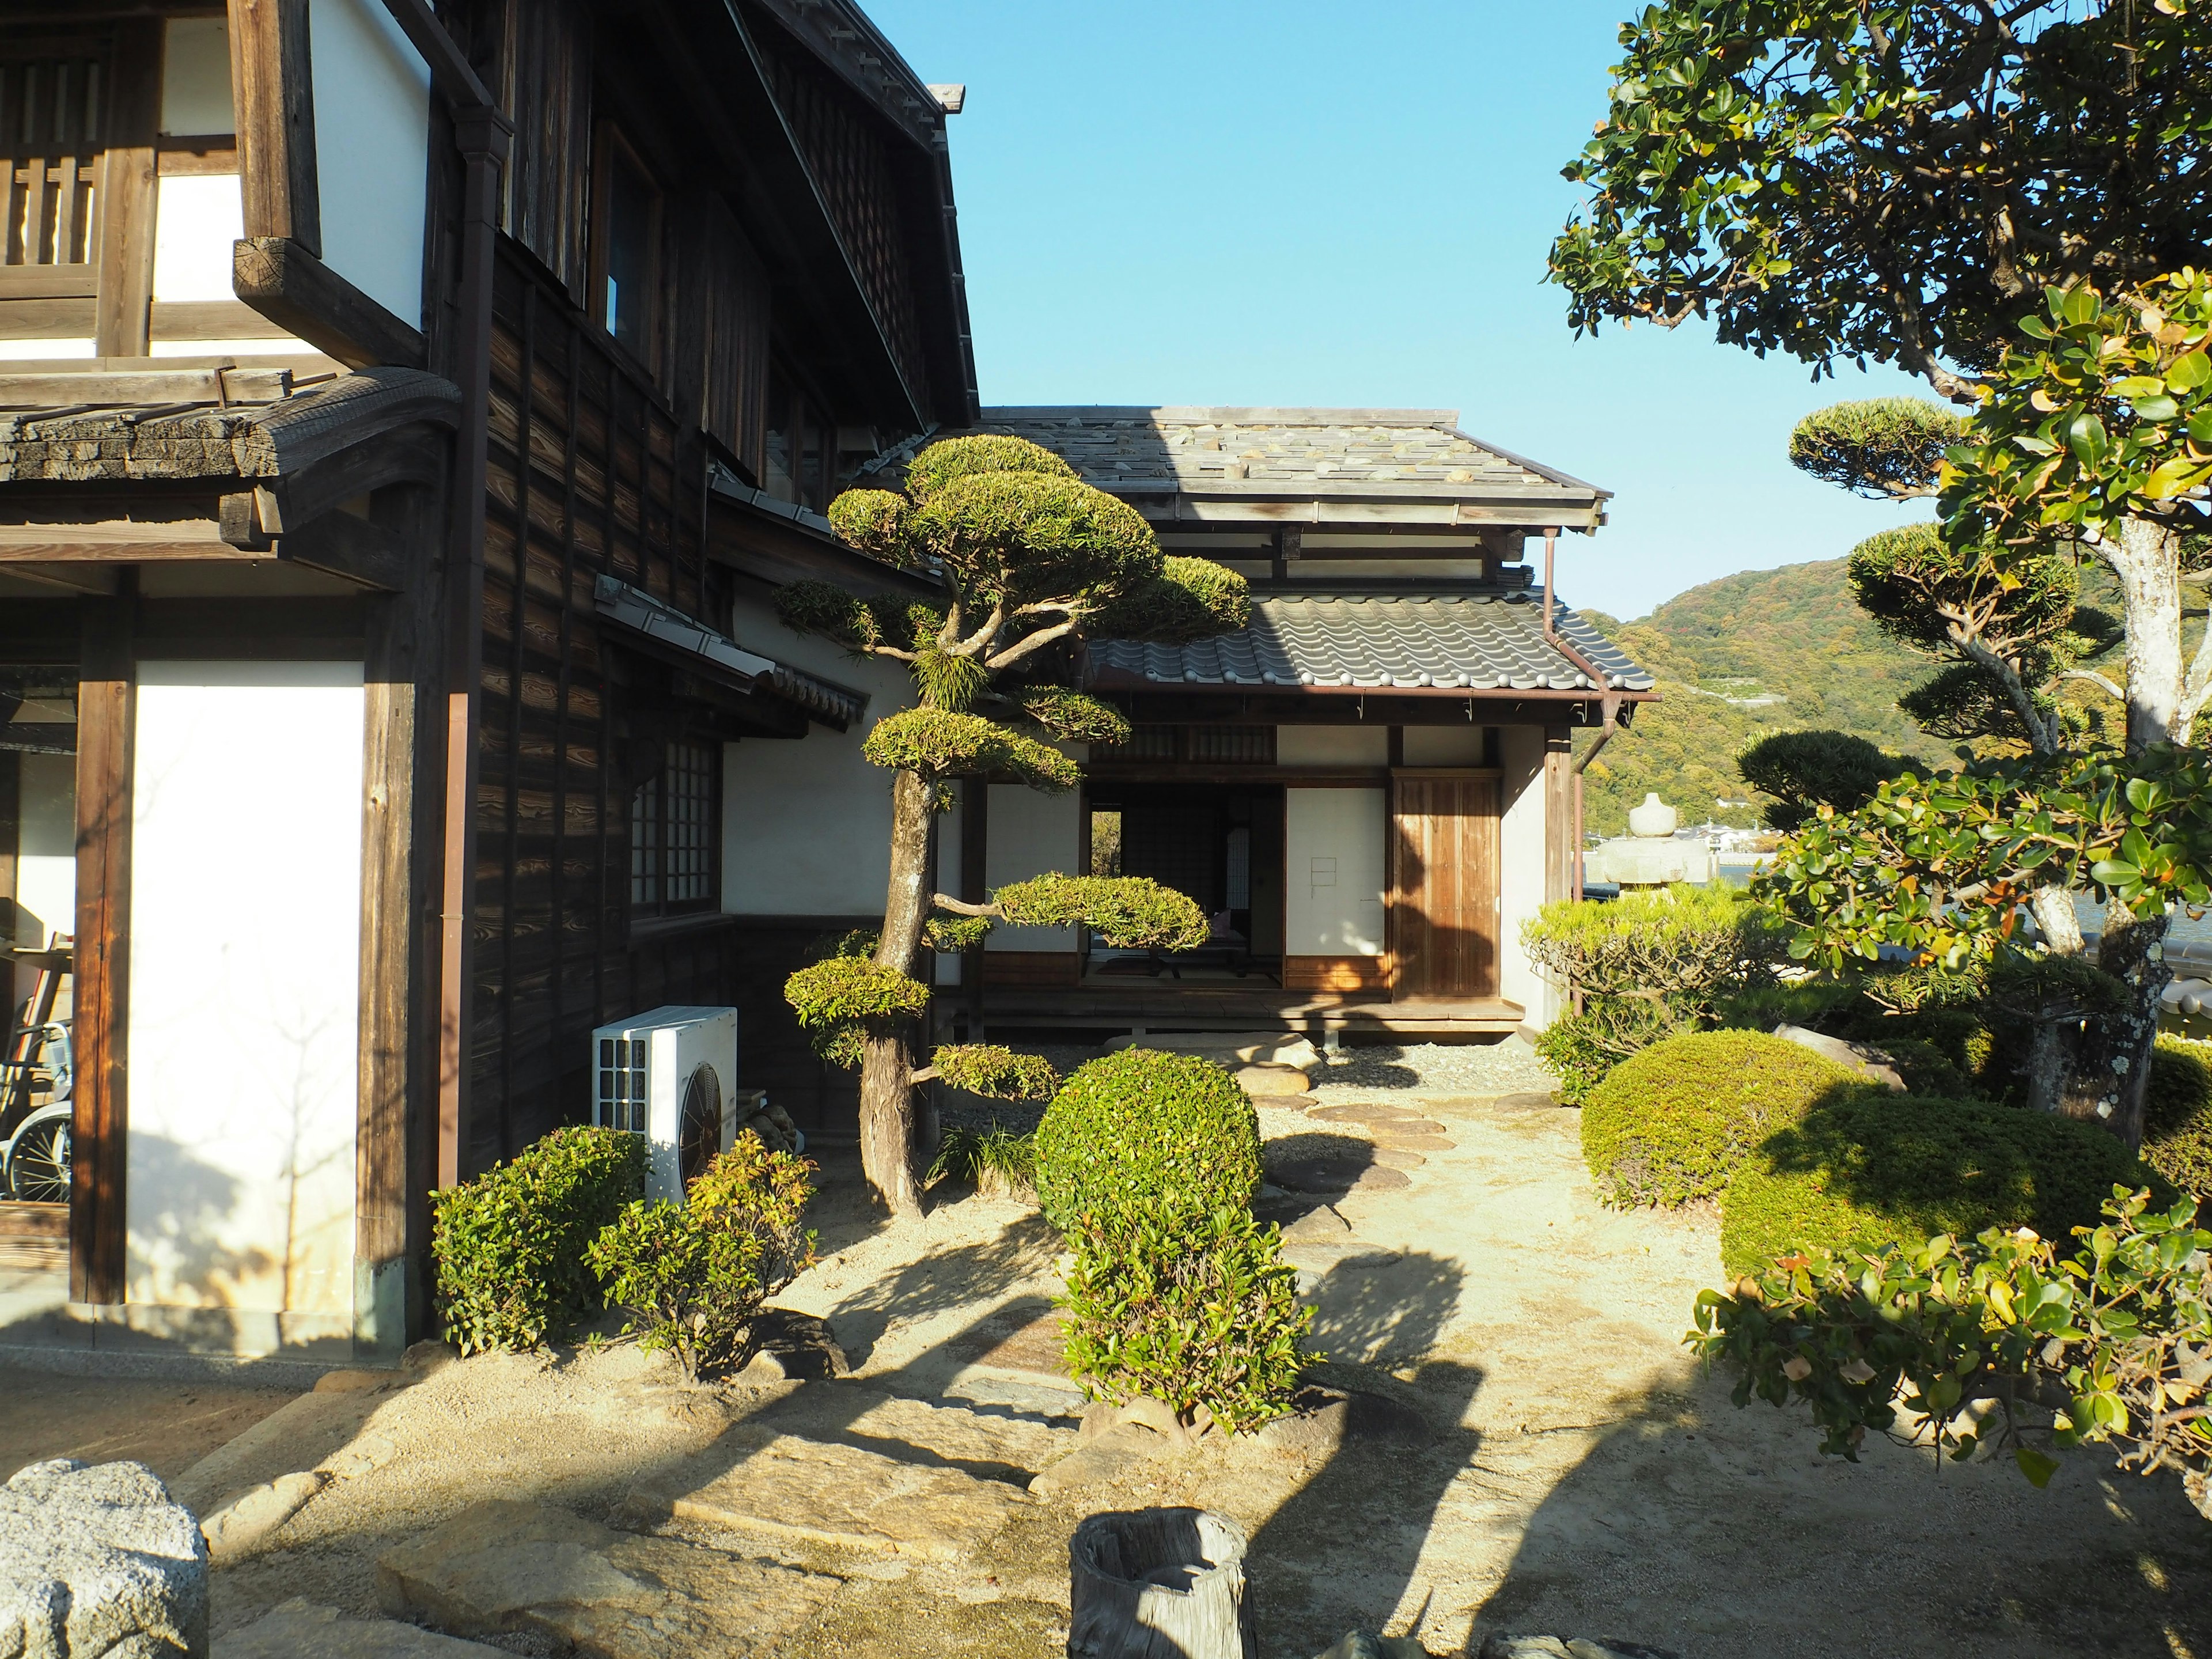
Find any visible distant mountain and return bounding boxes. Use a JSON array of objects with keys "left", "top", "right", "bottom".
[{"left": 1572, "top": 559, "right": 1936, "bottom": 836}]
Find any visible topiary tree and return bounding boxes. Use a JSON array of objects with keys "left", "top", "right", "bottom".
[
  {"left": 1736, "top": 730, "right": 1915, "bottom": 832},
  {"left": 777, "top": 435, "right": 1248, "bottom": 1218}
]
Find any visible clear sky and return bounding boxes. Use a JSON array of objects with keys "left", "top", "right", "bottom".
[{"left": 865, "top": 0, "right": 1938, "bottom": 620}]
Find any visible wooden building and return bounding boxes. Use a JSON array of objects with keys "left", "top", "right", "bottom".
[{"left": 0, "top": 0, "right": 972, "bottom": 1369}]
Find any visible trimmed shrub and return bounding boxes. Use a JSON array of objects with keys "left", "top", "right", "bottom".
[
  {"left": 1582, "top": 1029, "right": 1874, "bottom": 1208},
  {"left": 431, "top": 1125, "right": 645, "bottom": 1355},
  {"left": 1033, "top": 1049, "right": 1261, "bottom": 1232},
  {"left": 585, "top": 1133, "right": 815, "bottom": 1381},
  {"left": 2146, "top": 1033, "right": 2212, "bottom": 1199},
  {"left": 1720, "top": 1095, "right": 2162, "bottom": 1277},
  {"left": 1058, "top": 1201, "right": 1313, "bottom": 1436},
  {"left": 1535, "top": 998, "right": 1673, "bottom": 1107}
]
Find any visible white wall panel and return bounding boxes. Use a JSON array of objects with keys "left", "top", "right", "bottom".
[
  {"left": 161, "top": 18, "right": 235, "bottom": 135},
  {"left": 984, "top": 782, "right": 1080, "bottom": 952},
  {"left": 1284, "top": 787, "right": 1385, "bottom": 956},
  {"left": 124, "top": 662, "right": 364, "bottom": 1318},
  {"left": 310, "top": 0, "right": 430, "bottom": 327},
  {"left": 1402, "top": 725, "right": 1487, "bottom": 765},
  {"left": 1498, "top": 725, "right": 1555, "bottom": 1025},
  {"left": 1278, "top": 726, "right": 1388, "bottom": 767},
  {"left": 151, "top": 173, "right": 243, "bottom": 302},
  {"left": 13, "top": 751, "right": 74, "bottom": 952}
]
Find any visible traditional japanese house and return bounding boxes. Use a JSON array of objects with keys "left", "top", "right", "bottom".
[{"left": 0, "top": 0, "right": 973, "bottom": 1368}]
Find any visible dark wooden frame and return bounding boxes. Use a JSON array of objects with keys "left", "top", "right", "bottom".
[{"left": 586, "top": 118, "right": 664, "bottom": 373}]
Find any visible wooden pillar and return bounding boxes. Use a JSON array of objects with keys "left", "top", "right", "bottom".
[
  {"left": 1541, "top": 724, "right": 1574, "bottom": 906},
  {"left": 228, "top": 0, "right": 323, "bottom": 254},
  {"left": 92, "top": 22, "right": 160, "bottom": 359},
  {"left": 70, "top": 590, "right": 135, "bottom": 1306}
]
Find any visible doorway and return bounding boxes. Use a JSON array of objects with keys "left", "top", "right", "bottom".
[
  {"left": 1389, "top": 772, "right": 1500, "bottom": 998},
  {"left": 1085, "top": 783, "right": 1285, "bottom": 980}
]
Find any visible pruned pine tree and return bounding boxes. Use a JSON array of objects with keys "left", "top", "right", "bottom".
[{"left": 776, "top": 435, "right": 1249, "bottom": 1217}]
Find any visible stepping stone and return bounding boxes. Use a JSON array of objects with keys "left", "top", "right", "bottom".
[
  {"left": 1309, "top": 1106, "right": 1444, "bottom": 1134},
  {"left": 628, "top": 1433, "right": 1029, "bottom": 1562},
  {"left": 1370, "top": 1148, "right": 1425, "bottom": 1170},
  {"left": 1028, "top": 1422, "right": 1174, "bottom": 1495},
  {"left": 217, "top": 1598, "right": 506, "bottom": 1657},
  {"left": 1277, "top": 1205, "right": 1352, "bottom": 1241},
  {"left": 946, "top": 1305, "right": 1070, "bottom": 1385},
  {"left": 1490, "top": 1091, "right": 1565, "bottom": 1112},
  {"left": 1369, "top": 1133, "right": 1454, "bottom": 1153},
  {"left": 377, "top": 1499, "right": 839, "bottom": 1659},
  {"left": 1346, "top": 1166, "right": 1412, "bottom": 1194},
  {"left": 1234, "top": 1063, "right": 1314, "bottom": 1097}
]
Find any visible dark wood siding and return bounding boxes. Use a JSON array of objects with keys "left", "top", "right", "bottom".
[
  {"left": 1389, "top": 773, "right": 1501, "bottom": 999},
  {"left": 488, "top": 0, "right": 593, "bottom": 305}
]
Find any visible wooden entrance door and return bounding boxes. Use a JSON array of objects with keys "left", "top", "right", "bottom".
[{"left": 1389, "top": 772, "right": 1500, "bottom": 998}]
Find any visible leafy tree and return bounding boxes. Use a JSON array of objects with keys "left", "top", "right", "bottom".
[
  {"left": 1736, "top": 730, "right": 1914, "bottom": 831},
  {"left": 1555, "top": 2, "right": 2212, "bottom": 1143},
  {"left": 776, "top": 435, "right": 1247, "bottom": 1217}
]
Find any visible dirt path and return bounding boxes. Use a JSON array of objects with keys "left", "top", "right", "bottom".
[{"left": 138, "top": 1083, "right": 2212, "bottom": 1658}]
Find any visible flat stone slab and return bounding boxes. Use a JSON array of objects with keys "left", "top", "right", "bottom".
[
  {"left": 1480, "top": 1639, "right": 1683, "bottom": 1659},
  {"left": 1275, "top": 1205, "right": 1352, "bottom": 1241},
  {"left": 1369, "top": 1133, "right": 1455, "bottom": 1153},
  {"left": 1029, "top": 1423, "right": 1173, "bottom": 1495},
  {"left": 1267, "top": 1157, "right": 1412, "bottom": 1195},
  {"left": 1234, "top": 1063, "right": 1314, "bottom": 1096},
  {"left": 1308, "top": 1106, "right": 1445, "bottom": 1134},
  {"left": 216, "top": 1597, "right": 507, "bottom": 1657},
  {"left": 1370, "top": 1147, "right": 1425, "bottom": 1170},
  {"left": 2, "top": 1459, "right": 207, "bottom": 1659},
  {"left": 1489, "top": 1090, "right": 1563, "bottom": 1112},
  {"left": 945, "top": 1304, "right": 1070, "bottom": 1386},
  {"left": 630, "top": 1433, "right": 1028, "bottom": 1562},
  {"left": 377, "top": 1499, "right": 839, "bottom": 1659}
]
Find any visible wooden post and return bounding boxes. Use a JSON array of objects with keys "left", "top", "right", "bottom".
[
  {"left": 1541, "top": 725, "right": 1574, "bottom": 906},
  {"left": 1069, "top": 1509, "right": 1256, "bottom": 1659},
  {"left": 228, "top": 0, "right": 322, "bottom": 255},
  {"left": 71, "top": 589, "right": 135, "bottom": 1306},
  {"left": 92, "top": 23, "right": 160, "bottom": 358}
]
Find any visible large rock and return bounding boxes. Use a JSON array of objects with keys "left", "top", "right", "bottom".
[
  {"left": 1772, "top": 1024, "right": 1906, "bottom": 1090},
  {"left": 1479, "top": 1638, "right": 1682, "bottom": 1659},
  {"left": 214, "top": 1599, "right": 506, "bottom": 1657},
  {"left": 377, "top": 1500, "right": 839, "bottom": 1659},
  {"left": 1105, "top": 1031, "right": 1323, "bottom": 1071},
  {"left": 199, "top": 1471, "right": 327, "bottom": 1566},
  {"left": 1, "top": 1458, "right": 209, "bottom": 1659},
  {"left": 626, "top": 1433, "right": 1028, "bottom": 1561}
]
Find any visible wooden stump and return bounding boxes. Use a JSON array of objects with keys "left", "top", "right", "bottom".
[{"left": 1068, "top": 1508, "right": 1256, "bottom": 1659}]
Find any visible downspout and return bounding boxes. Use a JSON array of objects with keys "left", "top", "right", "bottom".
[
  {"left": 391, "top": 3, "right": 511, "bottom": 1188},
  {"left": 1540, "top": 525, "right": 1623, "bottom": 900}
]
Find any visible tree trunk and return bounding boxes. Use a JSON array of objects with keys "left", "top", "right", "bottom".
[
  {"left": 1068, "top": 1509, "right": 1255, "bottom": 1659},
  {"left": 2109, "top": 515, "right": 2185, "bottom": 751},
  {"left": 858, "top": 768, "right": 938, "bottom": 1218},
  {"left": 2086, "top": 904, "right": 2171, "bottom": 1152}
]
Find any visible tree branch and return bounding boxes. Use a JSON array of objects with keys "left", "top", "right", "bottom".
[
  {"left": 986, "top": 617, "right": 1082, "bottom": 672},
  {"left": 1957, "top": 635, "right": 2060, "bottom": 755},
  {"left": 953, "top": 598, "right": 1007, "bottom": 660},
  {"left": 931, "top": 893, "right": 1005, "bottom": 918},
  {"left": 2059, "top": 668, "right": 2128, "bottom": 701}
]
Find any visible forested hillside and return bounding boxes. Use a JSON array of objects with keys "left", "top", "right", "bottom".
[{"left": 1573, "top": 559, "right": 1934, "bottom": 835}]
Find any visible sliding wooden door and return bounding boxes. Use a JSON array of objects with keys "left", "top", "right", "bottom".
[{"left": 1389, "top": 771, "right": 1499, "bottom": 999}]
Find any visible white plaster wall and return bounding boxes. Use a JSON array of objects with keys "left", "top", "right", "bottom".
[
  {"left": 721, "top": 592, "right": 912, "bottom": 917},
  {"left": 161, "top": 17, "right": 235, "bottom": 134},
  {"left": 1498, "top": 725, "right": 1555, "bottom": 1025},
  {"left": 1278, "top": 726, "right": 1388, "bottom": 767},
  {"left": 985, "top": 783, "right": 1080, "bottom": 953},
  {"left": 1403, "top": 725, "right": 1487, "bottom": 765},
  {"left": 13, "top": 752, "right": 74, "bottom": 950},
  {"left": 152, "top": 173, "right": 244, "bottom": 302},
  {"left": 124, "top": 662, "right": 364, "bottom": 1319},
  {"left": 1284, "top": 787, "right": 1386, "bottom": 956},
  {"left": 310, "top": 0, "right": 430, "bottom": 327}
]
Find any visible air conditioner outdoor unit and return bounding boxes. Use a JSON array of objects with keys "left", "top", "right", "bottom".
[{"left": 591, "top": 1005, "right": 738, "bottom": 1201}]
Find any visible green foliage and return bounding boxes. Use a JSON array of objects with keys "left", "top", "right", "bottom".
[
  {"left": 1550, "top": 1, "right": 2212, "bottom": 380},
  {"left": 2147, "top": 1035, "right": 2212, "bottom": 1199},
  {"left": 1581, "top": 1029, "right": 1873, "bottom": 1209},
  {"left": 991, "top": 873, "right": 1209, "bottom": 950},
  {"left": 772, "top": 581, "right": 921, "bottom": 654},
  {"left": 1719, "top": 1094, "right": 2161, "bottom": 1278},
  {"left": 431, "top": 1126, "right": 645, "bottom": 1355},
  {"left": 585, "top": 1134, "right": 815, "bottom": 1381},
  {"left": 1033, "top": 1049, "right": 1262, "bottom": 1233},
  {"left": 904, "top": 433, "right": 1077, "bottom": 503},
  {"left": 1846, "top": 524, "right": 2077, "bottom": 663},
  {"left": 1088, "top": 556, "right": 1254, "bottom": 644},
  {"left": 1756, "top": 745, "right": 2212, "bottom": 968},
  {"left": 922, "top": 914, "right": 991, "bottom": 953},
  {"left": 1009, "top": 686, "right": 1132, "bottom": 746},
  {"left": 1534, "top": 998, "right": 1673, "bottom": 1108},
  {"left": 824, "top": 489, "right": 913, "bottom": 562},
  {"left": 1691, "top": 1191, "right": 2212, "bottom": 1518},
  {"left": 1941, "top": 274, "right": 2212, "bottom": 548},
  {"left": 1059, "top": 1200, "right": 1313, "bottom": 1436},
  {"left": 927, "top": 1122, "right": 1037, "bottom": 1189},
  {"left": 1737, "top": 729, "right": 1911, "bottom": 831},
  {"left": 912, "top": 642, "right": 990, "bottom": 713},
  {"left": 915, "top": 470, "right": 1161, "bottom": 612},
  {"left": 1788, "top": 400, "right": 1965, "bottom": 499},
  {"left": 928, "top": 1043, "right": 1059, "bottom": 1101},
  {"left": 861, "top": 707, "right": 1082, "bottom": 789},
  {"left": 785, "top": 954, "right": 931, "bottom": 1031}
]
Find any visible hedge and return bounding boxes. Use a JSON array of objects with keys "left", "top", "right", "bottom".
[
  {"left": 1721, "top": 1094, "right": 2162, "bottom": 1277},
  {"left": 1582, "top": 1029, "right": 1875, "bottom": 1208},
  {"left": 2146, "top": 1033, "right": 2212, "bottom": 1199},
  {"left": 1032, "top": 1049, "right": 1260, "bottom": 1233}
]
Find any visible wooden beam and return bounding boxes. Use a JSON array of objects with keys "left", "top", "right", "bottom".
[
  {"left": 0, "top": 521, "right": 256, "bottom": 562},
  {"left": 228, "top": 0, "right": 321, "bottom": 257},
  {"left": 233, "top": 237, "right": 425, "bottom": 370},
  {"left": 376, "top": 0, "right": 495, "bottom": 109},
  {"left": 93, "top": 23, "right": 161, "bottom": 359},
  {"left": 0, "top": 363, "right": 294, "bottom": 407},
  {"left": 276, "top": 510, "right": 416, "bottom": 592},
  {"left": 1543, "top": 724, "right": 1574, "bottom": 906},
  {"left": 0, "top": 565, "right": 120, "bottom": 596},
  {"left": 71, "top": 593, "right": 134, "bottom": 1306}
]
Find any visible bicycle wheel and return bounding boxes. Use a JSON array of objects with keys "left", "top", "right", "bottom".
[{"left": 6, "top": 1110, "right": 70, "bottom": 1204}]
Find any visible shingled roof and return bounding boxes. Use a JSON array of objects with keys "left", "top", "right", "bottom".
[
  {"left": 882, "top": 407, "right": 1609, "bottom": 528},
  {"left": 1088, "top": 590, "right": 1652, "bottom": 695}
]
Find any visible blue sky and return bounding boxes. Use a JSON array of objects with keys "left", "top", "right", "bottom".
[{"left": 866, "top": 0, "right": 1936, "bottom": 620}]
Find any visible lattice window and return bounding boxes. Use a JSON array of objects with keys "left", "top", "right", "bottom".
[
  {"left": 631, "top": 738, "right": 718, "bottom": 917},
  {"left": 1, "top": 44, "right": 108, "bottom": 270},
  {"left": 1093, "top": 724, "right": 1177, "bottom": 762},
  {"left": 1189, "top": 726, "right": 1275, "bottom": 764}
]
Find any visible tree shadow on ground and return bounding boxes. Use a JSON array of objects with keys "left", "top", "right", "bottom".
[
  {"left": 1250, "top": 1251, "right": 1479, "bottom": 1656},
  {"left": 1464, "top": 1369, "right": 2212, "bottom": 1658},
  {"left": 823, "top": 1211, "right": 1060, "bottom": 1368}
]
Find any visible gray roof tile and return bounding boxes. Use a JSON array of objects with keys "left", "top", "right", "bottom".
[{"left": 1088, "top": 591, "right": 1652, "bottom": 694}]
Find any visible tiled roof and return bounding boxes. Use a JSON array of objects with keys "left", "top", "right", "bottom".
[
  {"left": 880, "top": 408, "right": 1608, "bottom": 522},
  {"left": 1087, "top": 590, "right": 1652, "bottom": 695}
]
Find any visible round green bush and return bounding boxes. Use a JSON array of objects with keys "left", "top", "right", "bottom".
[
  {"left": 1720, "top": 1094, "right": 2161, "bottom": 1277},
  {"left": 1033, "top": 1049, "right": 1260, "bottom": 1232},
  {"left": 1582, "top": 1029, "right": 1874, "bottom": 1207},
  {"left": 2146, "top": 1033, "right": 2212, "bottom": 1199}
]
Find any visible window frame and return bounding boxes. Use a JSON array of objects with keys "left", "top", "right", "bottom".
[
  {"left": 588, "top": 119, "right": 664, "bottom": 368},
  {"left": 628, "top": 734, "right": 721, "bottom": 922}
]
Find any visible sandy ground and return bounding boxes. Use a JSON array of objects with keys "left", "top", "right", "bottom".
[
  {"left": 12, "top": 1051, "right": 2210, "bottom": 1658},
  {"left": 0, "top": 1363, "right": 297, "bottom": 1484}
]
